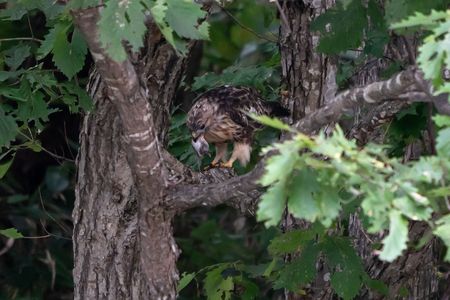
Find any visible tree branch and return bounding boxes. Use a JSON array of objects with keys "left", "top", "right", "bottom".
[
  {"left": 294, "top": 68, "right": 418, "bottom": 133},
  {"left": 166, "top": 162, "right": 264, "bottom": 213},
  {"left": 71, "top": 8, "right": 179, "bottom": 297},
  {"left": 71, "top": 8, "right": 165, "bottom": 189},
  {"left": 169, "top": 67, "right": 448, "bottom": 213}
]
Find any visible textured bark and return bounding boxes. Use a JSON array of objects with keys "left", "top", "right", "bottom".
[
  {"left": 279, "top": 0, "right": 337, "bottom": 121},
  {"left": 349, "top": 215, "right": 442, "bottom": 299},
  {"left": 73, "top": 75, "right": 149, "bottom": 299},
  {"left": 72, "top": 10, "right": 192, "bottom": 299}
]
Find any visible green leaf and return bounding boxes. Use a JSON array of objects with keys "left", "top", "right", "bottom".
[
  {"left": 53, "top": 26, "right": 88, "bottom": 79},
  {"left": 0, "top": 227, "right": 23, "bottom": 239},
  {"left": 165, "top": 0, "right": 209, "bottom": 40},
  {"left": 257, "top": 181, "right": 286, "bottom": 227},
  {"left": 331, "top": 271, "right": 361, "bottom": 300},
  {"left": 434, "top": 115, "right": 450, "bottom": 127},
  {"left": 392, "top": 197, "right": 432, "bottom": 221},
  {"left": 0, "top": 0, "right": 64, "bottom": 20},
  {"left": 75, "top": 86, "right": 93, "bottom": 112},
  {"left": 379, "top": 210, "right": 408, "bottom": 262},
  {"left": 0, "top": 70, "right": 25, "bottom": 82},
  {"left": 38, "top": 25, "right": 58, "bottom": 59},
  {"left": 436, "top": 127, "right": 450, "bottom": 156},
  {"left": 4, "top": 44, "right": 31, "bottom": 70},
  {"left": 287, "top": 169, "right": 321, "bottom": 222},
  {"left": 259, "top": 140, "right": 298, "bottom": 186},
  {"left": 311, "top": 0, "right": 367, "bottom": 54},
  {"left": 16, "top": 91, "right": 58, "bottom": 129},
  {"left": 203, "top": 264, "right": 234, "bottom": 300},
  {"left": 323, "top": 237, "right": 365, "bottom": 300},
  {"left": 0, "top": 1, "right": 27, "bottom": 20},
  {"left": 149, "top": 0, "right": 180, "bottom": 52},
  {"left": 364, "top": 0, "right": 389, "bottom": 57},
  {"left": 390, "top": 10, "right": 448, "bottom": 29},
  {"left": 98, "top": 0, "right": 147, "bottom": 61},
  {"left": 363, "top": 277, "right": 389, "bottom": 296},
  {"left": 239, "top": 278, "right": 259, "bottom": 300},
  {"left": 385, "top": 0, "right": 447, "bottom": 25},
  {"left": 434, "top": 215, "right": 450, "bottom": 261},
  {"left": 0, "top": 154, "right": 14, "bottom": 179},
  {"left": 177, "top": 272, "right": 195, "bottom": 293},
  {"left": 250, "top": 114, "right": 291, "bottom": 131},
  {"left": 268, "top": 229, "right": 318, "bottom": 256},
  {"left": 273, "top": 241, "right": 319, "bottom": 291},
  {"left": 0, "top": 108, "right": 18, "bottom": 148},
  {"left": 61, "top": 82, "right": 93, "bottom": 112},
  {"left": 23, "top": 140, "right": 42, "bottom": 152},
  {"left": 288, "top": 170, "right": 341, "bottom": 227}
]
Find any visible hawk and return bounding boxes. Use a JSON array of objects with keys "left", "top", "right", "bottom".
[{"left": 186, "top": 85, "right": 289, "bottom": 168}]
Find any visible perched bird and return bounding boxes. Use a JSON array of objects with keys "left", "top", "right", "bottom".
[{"left": 186, "top": 85, "right": 289, "bottom": 168}]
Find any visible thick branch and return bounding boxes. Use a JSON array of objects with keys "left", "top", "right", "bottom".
[
  {"left": 295, "top": 68, "right": 418, "bottom": 133},
  {"left": 166, "top": 162, "right": 264, "bottom": 213},
  {"left": 72, "top": 8, "right": 165, "bottom": 189},
  {"left": 170, "top": 67, "right": 447, "bottom": 213},
  {"left": 72, "top": 8, "right": 178, "bottom": 298}
]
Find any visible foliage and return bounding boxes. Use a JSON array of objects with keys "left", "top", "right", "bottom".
[
  {"left": 391, "top": 9, "right": 450, "bottom": 97},
  {"left": 248, "top": 8, "right": 450, "bottom": 299},
  {"left": 257, "top": 123, "right": 449, "bottom": 260},
  {"left": 1, "top": 0, "right": 450, "bottom": 299},
  {"left": 178, "top": 226, "right": 389, "bottom": 300}
]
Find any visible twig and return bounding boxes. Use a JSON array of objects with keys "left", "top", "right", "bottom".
[
  {"left": 0, "top": 37, "right": 43, "bottom": 43},
  {"left": 38, "top": 188, "right": 73, "bottom": 240},
  {"left": 218, "top": 5, "right": 278, "bottom": 43},
  {"left": 0, "top": 238, "right": 14, "bottom": 256},
  {"left": 27, "top": 14, "right": 35, "bottom": 40},
  {"left": 273, "top": 0, "right": 291, "bottom": 34},
  {"left": 22, "top": 234, "right": 51, "bottom": 239},
  {"left": 17, "top": 131, "right": 75, "bottom": 163}
]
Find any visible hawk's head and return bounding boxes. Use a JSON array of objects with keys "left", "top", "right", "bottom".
[{"left": 186, "top": 99, "right": 215, "bottom": 157}]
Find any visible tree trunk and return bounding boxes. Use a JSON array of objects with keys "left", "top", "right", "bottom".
[
  {"left": 278, "top": 1, "right": 336, "bottom": 298},
  {"left": 73, "top": 25, "right": 192, "bottom": 299},
  {"left": 279, "top": 0, "right": 337, "bottom": 121},
  {"left": 279, "top": 1, "right": 443, "bottom": 299}
]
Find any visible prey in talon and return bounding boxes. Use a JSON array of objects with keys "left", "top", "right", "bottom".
[{"left": 187, "top": 85, "right": 288, "bottom": 169}]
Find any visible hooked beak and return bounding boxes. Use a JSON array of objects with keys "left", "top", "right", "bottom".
[{"left": 192, "top": 134, "right": 209, "bottom": 157}]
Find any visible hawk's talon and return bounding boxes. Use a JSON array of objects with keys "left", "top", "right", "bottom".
[
  {"left": 219, "top": 161, "right": 233, "bottom": 168},
  {"left": 203, "top": 162, "right": 219, "bottom": 171}
]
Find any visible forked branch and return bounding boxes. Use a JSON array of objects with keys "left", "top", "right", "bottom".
[{"left": 168, "top": 67, "right": 449, "bottom": 212}]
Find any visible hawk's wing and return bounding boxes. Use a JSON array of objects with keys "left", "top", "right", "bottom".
[
  {"left": 188, "top": 85, "right": 287, "bottom": 144},
  {"left": 207, "top": 86, "right": 271, "bottom": 130}
]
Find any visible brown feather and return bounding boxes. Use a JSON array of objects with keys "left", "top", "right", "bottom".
[{"left": 186, "top": 85, "right": 287, "bottom": 166}]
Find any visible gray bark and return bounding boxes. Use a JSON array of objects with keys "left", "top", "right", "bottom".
[
  {"left": 279, "top": 0, "right": 337, "bottom": 121},
  {"left": 72, "top": 13, "right": 192, "bottom": 298}
]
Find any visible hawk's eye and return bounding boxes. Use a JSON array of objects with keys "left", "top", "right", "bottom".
[{"left": 199, "top": 124, "right": 205, "bottom": 130}]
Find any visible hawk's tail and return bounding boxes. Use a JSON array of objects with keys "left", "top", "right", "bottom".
[{"left": 267, "top": 101, "right": 290, "bottom": 117}]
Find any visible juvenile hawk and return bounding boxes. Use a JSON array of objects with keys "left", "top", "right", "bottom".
[{"left": 187, "top": 85, "right": 288, "bottom": 168}]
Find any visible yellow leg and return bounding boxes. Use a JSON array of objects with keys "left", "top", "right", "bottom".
[
  {"left": 221, "top": 158, "right": 236, "bottom": 168},
  {"left": 211, "top": 143, "right": 227, "bottom": 167},
  {"left": 221, "top": 142, "right": 251, "bottom": 168}
]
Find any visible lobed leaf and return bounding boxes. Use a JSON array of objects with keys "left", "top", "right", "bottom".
[
  {"left": 0, "top": 108, "right": 18, "bottom": 148},
  {"left": 379, "top": 210, "right": 408, "bottom": 262},
  {"left": 98, "top": 0, "right": 147, "bottom": 61},
  {"left": 177, "top": 272, "right": 196, "bottom": 293}
]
